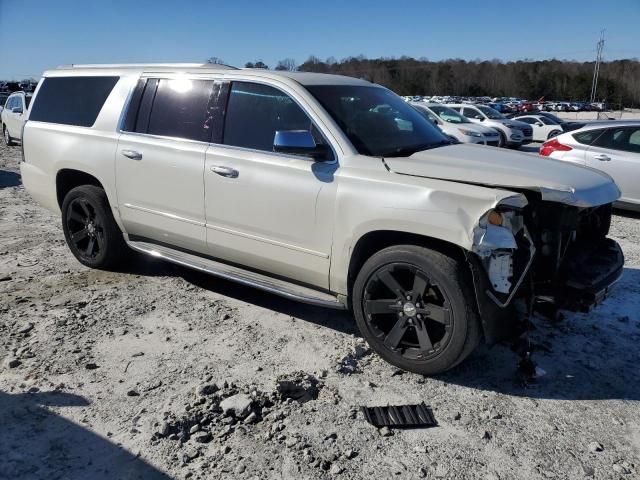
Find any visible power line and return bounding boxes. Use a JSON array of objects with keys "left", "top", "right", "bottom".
[{"left": 590, "top": 30, "right": 605, "bottom": 103}]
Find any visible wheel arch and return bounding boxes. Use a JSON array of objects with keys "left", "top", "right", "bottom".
[
  {"left": 346, "top": 230, "right": 468, "bottom": 305},
  {"left": 56, "top": 169, "right": 104, "bottom": 208},
  {"left": 344, "top": 229, "right": 516, "bottom": 346}
]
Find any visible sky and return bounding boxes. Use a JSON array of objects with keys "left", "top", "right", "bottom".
[{"left": 0, "top": 0, "right": 639, "bottom": 80}]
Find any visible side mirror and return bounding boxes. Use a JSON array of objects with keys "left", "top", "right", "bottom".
[
  {"left": 11, "top": 107, "right": 23, "bottom": 114},
  {"left": 273, "top": 130, "right": 329, "bottom": 160},
  {"left": 535, "top": 122, "right": 543, "bottom": 127}
]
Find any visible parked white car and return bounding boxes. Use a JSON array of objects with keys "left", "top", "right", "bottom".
[
  {"left": 447, "top": 104, "right": 533, "bottom": 147},
  {"left": 1, "top": 91, "right": 32, "bottom": 145},
  {"left": 411, "top": 103, "right": 501, "bottom": 146},
  {"left": 514, "top": 114, "right": 563, "bottom": 142},
  {"left": 539, "top": 121, "right": 640, "bottom": 210}
]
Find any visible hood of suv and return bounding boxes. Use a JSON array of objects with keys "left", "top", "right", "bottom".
[
  {"left": 384, "top": 143, "right": 620, "bottom": 207},
  {"left": 466, "top": 123, "right": 499, "bottom": 136},
  {"left": 494, "top": 118, "right": 529, "bottom": 129}
]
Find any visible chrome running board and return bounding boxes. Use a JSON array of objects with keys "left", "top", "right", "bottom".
[{"left": 126, "top": 239, "right": 346, "bottom": 310}]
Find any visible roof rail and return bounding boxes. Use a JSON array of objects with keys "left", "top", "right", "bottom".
[{"left": 56, "top": 63, "right": 239, "bottom": 70}]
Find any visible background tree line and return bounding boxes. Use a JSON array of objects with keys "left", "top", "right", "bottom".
[{"left": 209, "top": 55, "right": 640, "bottom": 107}]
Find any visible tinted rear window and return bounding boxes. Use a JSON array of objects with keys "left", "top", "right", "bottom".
[
  {"left": 124, "top": 78, "right": 225, "bottom": 143},
  {"left": 573, "top": 129, "right": 605, "bottom": 145},
  {"left": 30, "top": 76, "right": 119, "bottom": 127},
  {"left": 147, "top": 79, "right": 215, "bottom": 142}
]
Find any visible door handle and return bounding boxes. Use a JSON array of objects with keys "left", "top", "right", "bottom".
[
  {"left": 121, "top": 149, "right": 143, "bottom": 160},
  {"left": 593, "top": 154, "right": 611, "bottom": 162},
  {"left": 210, "top": 165, "right": 239, "bottom": 178}
]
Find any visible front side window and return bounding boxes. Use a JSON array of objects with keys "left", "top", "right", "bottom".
[
  {"left": 462, "top": 107, "right": 480, "bottom": 119},
  {"left": 307, "top": 85, "right": 448, "bottom": 157},
  {"left": 477, "top": 105, "right": 505, "bottom": 120},
  {"left": 29, "top": 76, "right": 119, "bottom": 127},
  {"left": 223, "top": 82, "right": 331, "bottom": 158},
  {"left": 540, "top": 117, "right": 557, "bottom": 125},
  {"left": 517, "top": 117, "right": 536, "bottom": 125},
  {"left": 429, "top": 105, "right": 470, "bottom": 124},
  {"left": 593, "top": 127, "right": 640, "bottom": 154}
]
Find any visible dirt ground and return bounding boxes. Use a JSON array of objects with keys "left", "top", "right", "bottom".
[{"left": 1, "top": 141, "right": 639, "bottom": 480}]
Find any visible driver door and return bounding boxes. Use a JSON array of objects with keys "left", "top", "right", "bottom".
[{"left": 204, "top": 81, "right": 338, "bottom": 288}]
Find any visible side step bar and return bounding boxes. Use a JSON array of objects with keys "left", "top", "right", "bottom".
[{"left": 126, "top": 239, "right": 347, "bottom": 310}]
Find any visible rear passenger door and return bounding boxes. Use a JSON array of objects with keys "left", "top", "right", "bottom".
[
  {"left": 585, "top": 126, "right": 640, "bottom": 204},
  {"left": 203, "top": 81, "right": 338, "bottom": 289},
  {"left": 116, "top": 76, "right": 225, "bottom": 254}
]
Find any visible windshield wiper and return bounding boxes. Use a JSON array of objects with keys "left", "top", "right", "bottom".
[{"left": 381, "top": 140, "right": 451, "bottom": 158}]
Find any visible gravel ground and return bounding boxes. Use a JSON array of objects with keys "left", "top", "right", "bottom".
[{"left": 1, "top": 142, "right": 639, "bottom": 480}]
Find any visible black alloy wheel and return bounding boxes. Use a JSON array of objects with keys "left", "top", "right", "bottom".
[
  {"left": 362, "top": 263, "right": 453, "bottom": 362},
  {"left": 61, "top": 185, "right": 128, "bottom": 269},
  {"left": 65, "top": 197, "right": 104, "bottom": 262},
  {"left": 352, "top": 245, "right": 481, "bottom": 375}
]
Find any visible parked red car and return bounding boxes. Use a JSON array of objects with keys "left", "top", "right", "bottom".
[{"left": 516, "top": 101, "right": 537, "bottom": 112}]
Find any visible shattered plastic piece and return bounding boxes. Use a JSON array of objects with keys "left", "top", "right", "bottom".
[
  {"left": 361, "top": 403, "right": 437, "bottom": 429},
  {"left": 534, "top": 366, "right": 547, "bottom": 378}
]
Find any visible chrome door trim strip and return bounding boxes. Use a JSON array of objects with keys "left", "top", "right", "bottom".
[
  {"left": 205, "top": 223, "right": 329, "bottom": 259},
  {"left": 123, "top": 203, "right": 205, "bottom": 227}
]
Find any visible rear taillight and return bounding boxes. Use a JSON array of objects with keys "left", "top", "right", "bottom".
[{"left": 539, "top": 138, "right": 572, "bottom": 156}]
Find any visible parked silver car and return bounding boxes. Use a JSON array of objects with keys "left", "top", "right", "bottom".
[{"left": 447, "top": 104, "right": 533, "bottom": 147}]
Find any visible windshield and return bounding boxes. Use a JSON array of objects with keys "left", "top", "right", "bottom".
[
  {"left": 429, "top": 105, "right": 470, "bottom": 124},
  {"left": 542, "top": 112, "right": 565, "bottom": 124},
  {"left": 477, "top": 105, "right": 505, "bottom": 120},
  {"left": 306, "top": 85, "right": 449, "bottom": 157}
]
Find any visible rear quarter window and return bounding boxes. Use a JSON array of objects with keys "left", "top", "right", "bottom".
[{"left": 29, "top": 76, "right": 119, "bottom": 127}]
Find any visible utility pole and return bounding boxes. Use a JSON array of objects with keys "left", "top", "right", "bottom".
[{"left": 590, "top": 30, "right": 605, "bottom": 104}]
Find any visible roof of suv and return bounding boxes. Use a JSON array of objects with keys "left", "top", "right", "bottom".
[{"left": 48, "top": 63, "right": 372, "bottom": 87}]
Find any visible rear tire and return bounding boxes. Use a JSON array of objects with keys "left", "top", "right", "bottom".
[
  {"left": 547, "top": 130, "right": 561, "bottom": 140},
  {"left": 61, "top": 185, "right": 128, "bottom": 270},
  {"left": 352, "top": 245, "right": 481, "bottom": 375},
  {"left": 3, "top": 125, "right": 16, "bottom": 146}
]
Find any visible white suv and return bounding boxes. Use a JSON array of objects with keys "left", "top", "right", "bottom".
[
  {"left": 447, "top": 104, "right": 533, "bottom": 147},
  {"left": 20, "top": 64, "right": 623, "bottom": 375},
  {"left": 411, "top": 103, "right": 501, "bottom": 146},
  {"left": 1, "top": 91, "right": 32, "bottom": 145}
]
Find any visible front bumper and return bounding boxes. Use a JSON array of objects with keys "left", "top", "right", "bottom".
[{"left": 560, "top": 238, "right": 624, "bottom": 312}]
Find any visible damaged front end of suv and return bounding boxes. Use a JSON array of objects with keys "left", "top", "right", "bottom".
[{"left": 468, "top": 189, "right": 624, "bottom": 344}]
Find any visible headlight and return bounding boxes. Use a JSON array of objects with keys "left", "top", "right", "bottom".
[{"left": 458, "top": 128, "right": 482, "bottom": 137}]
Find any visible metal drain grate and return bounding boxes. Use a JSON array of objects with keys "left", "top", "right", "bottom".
[{"left": 361, "top": 403, "right": 437, "bottom": 429}]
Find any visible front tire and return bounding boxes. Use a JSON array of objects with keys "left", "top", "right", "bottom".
[
  {"left": 497, "top": 131, "right": 506, "bottom": 148},
  {"left": 3, "top": 125, "right": 16, "bottom": 146},
  {"left": 352, "top": 245, "right": 480, "bottom": 375},
  {"left": 61, "top": 185, "right": 128, "bottom": 269}
]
